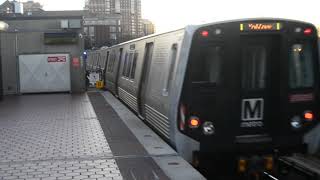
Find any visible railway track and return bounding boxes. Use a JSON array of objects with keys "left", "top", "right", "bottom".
[
  {"left": 204, "top": 155, "right": 320, "bottom": 180},
  {"left": 261, "top": 154, "right": 320, "bottom": 180}
]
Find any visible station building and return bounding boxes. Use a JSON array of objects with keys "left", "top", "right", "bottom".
[{"left": 0, "top": 10, "right": 86, "bottom": 95}]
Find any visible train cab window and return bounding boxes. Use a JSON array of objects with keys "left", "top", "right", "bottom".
[
  {"left": 289, "top": 43, "right": 314, "bottom": 89},
  {"left": 191, "top": 46, "right": 222, "bottom": 84},
  {"left": 242, "top": 46, "right": 267, "bottom": 90}
]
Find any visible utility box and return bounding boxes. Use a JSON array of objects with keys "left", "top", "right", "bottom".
[{"left": 19, "top": 54, "right": 71, "bottom": 93}]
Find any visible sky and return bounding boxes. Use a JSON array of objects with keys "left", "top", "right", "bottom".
[{"left": 2, "top": 0, "right": 320, "bottom": 32}]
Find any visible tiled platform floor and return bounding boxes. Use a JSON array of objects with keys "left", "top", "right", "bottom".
[{"left": 0, "top": 94, "right": 122, "bottom": 180}]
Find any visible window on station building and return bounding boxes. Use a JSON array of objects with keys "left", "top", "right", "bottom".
[
  {"left": 131, "top": 0, "right": 135, "bottom": 14},
  {"left": 89, "top": 26, "right": 95, "bottom": 37},
  {"left": 115, "top": 0, "right": 121, "bottom": 13},
  {"left": 110, "top": 26, "right": 117, "bottom": 32},
  {"left": 110, "top": 33, "right": 117, "bottom": 40},
  {"left": 84, "top": 27, "right": 88, "bottom": 35}
]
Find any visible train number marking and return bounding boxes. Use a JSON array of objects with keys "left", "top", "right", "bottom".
[{"left": 241, "top": 98, "right": 264, "bottom": 121}]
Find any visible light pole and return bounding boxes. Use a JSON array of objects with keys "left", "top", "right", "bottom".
[{"left": 0, "top": 21, "right": 8, "bottom": 101}]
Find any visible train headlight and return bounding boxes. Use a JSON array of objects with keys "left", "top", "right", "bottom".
[
  {"left": 291, "top": 116, "right": 302, "bottom": 129},
  {"left": 304, "top": 111, "right": 314, "bottom": 121},
  {"left": 189, "top": 116, "right": 200, "bottom": 129},
  {"left": 203, "top": 121, "right": 215, "bottom": 135}
]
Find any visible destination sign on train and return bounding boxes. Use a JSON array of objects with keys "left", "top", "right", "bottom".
[{"left": 240, "top": 23, "right": 282, "bottom": 31}]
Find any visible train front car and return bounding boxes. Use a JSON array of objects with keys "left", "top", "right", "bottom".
[{"left": 178, "top": 19, "right": 319, "bottom": 175}]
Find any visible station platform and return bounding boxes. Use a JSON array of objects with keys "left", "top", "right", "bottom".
[{"left": 0, "top": 91, "right": 205, "bottom": 180}]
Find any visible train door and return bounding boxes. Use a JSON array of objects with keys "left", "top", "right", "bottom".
[
  {"left": 138, "top": 42, "right": 154, "bottom": 118},
  {"left": 239, "top": 36, "right": 281, "bottom": 136},
  {"left": 115, "top": 48, "right": 123, "bottom": 96}
]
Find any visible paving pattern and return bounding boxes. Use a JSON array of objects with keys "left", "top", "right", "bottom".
[
  {"left": 88, "top": 92, "right": 170, "bottom": 180},
  {"left": 0, "top": 94, "right": 122, "bottom": 180}
]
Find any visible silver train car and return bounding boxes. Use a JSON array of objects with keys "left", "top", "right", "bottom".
[
  {"left": 88, "top": 27, "right": 198, "bottom": 161},
  {"left": 87, "top": 19, "right": 320, "bottom": 174}
]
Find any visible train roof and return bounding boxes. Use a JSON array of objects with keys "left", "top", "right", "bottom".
[
  {"left": 108, "top": 28, "right": 186, "bottom": 49},
  {"left": 104, "top": 18, "right": 316, "bottom": 50},
  {"left": 197, "top": 17, "right": 315, "bottom": 28}
]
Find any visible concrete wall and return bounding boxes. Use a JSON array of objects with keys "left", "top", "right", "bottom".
[{"left": 0, "top": 18, "right": 85, "bottom": 95}]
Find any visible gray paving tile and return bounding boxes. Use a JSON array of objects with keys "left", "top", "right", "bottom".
[{"left": 0, "top": 94, "right": 123, "bottom": 180}]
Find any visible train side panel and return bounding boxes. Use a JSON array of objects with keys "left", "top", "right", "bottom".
[
  {"left": 140, "top": 30, "right": 186, "bottom": 140},
  {"left": 117, "top": 43, "right": 141, "bottom": 113},
  {"left": 106, "top": 29, "right": 200, "bottom": 161}
]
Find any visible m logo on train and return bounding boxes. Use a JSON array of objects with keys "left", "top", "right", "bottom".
[{"left": 241, "top": 99, "right": 264, "bottom": 127}]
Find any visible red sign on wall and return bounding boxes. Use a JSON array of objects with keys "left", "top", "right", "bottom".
[
  {"left": 72, "top": 57, "right": 80, "bottom": 67},
  {"left": 48, "top": 56, "right": 67, "bottom": 63}
]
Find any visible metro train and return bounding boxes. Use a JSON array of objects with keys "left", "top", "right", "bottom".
[{"left": 86, "top": 19, "right": 319, "bottom": 175}]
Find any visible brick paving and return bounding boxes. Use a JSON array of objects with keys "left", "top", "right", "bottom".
[{"left": 0, "top": 94, "right": 122, "bottom": 180}]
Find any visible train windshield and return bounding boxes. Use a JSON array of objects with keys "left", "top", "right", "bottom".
[
  {"left": 289, "top": 43, "right": 314, "bottom": 89},
  {"left": 191, "top": 46, "right": 222, "bottom": 84},
  {"left": 242, "top": 45, "right": 267, "bottom": 90}
]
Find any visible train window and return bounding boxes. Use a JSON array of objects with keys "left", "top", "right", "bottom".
[
  {"left": 107, "top": 52, "right": 114, "bottom": 72},
  {"left": 110, "top": 52, "right": 116, "bottom": 73},
  {"left": 122, "top": 51, "right": 138, "bottom": 79},
  {"left": 97, "top": 54, "right": 101, "bottom": 69},
  {"left": 105, "top": 52, "right": 110, "bottom": 70},
  {"left": 130, "top": 52, "right": 138, "bottom": 79},
  {"left": 242, "top": 46, "right": 266, "bottom": 90},
  {"left": 126, "top": 52, "right": 133, "bottom": 77},
  {"left": 116, "top": 48, "right": 123, "bottom": 73},
  {"left": 289, "top": 43, "right": 314, "bottom": 88},
  {"left": 163, "top": 44, "right": 178, "bottom": 96},
  {"left": 190, "top": 46, "right": 222, "bottom": 84},
  {"left": 109, "top": 53, "right": 113, "bottom": 72},
  {"left": 122, "top": 52, "right": 129, "bottom": 77}
]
